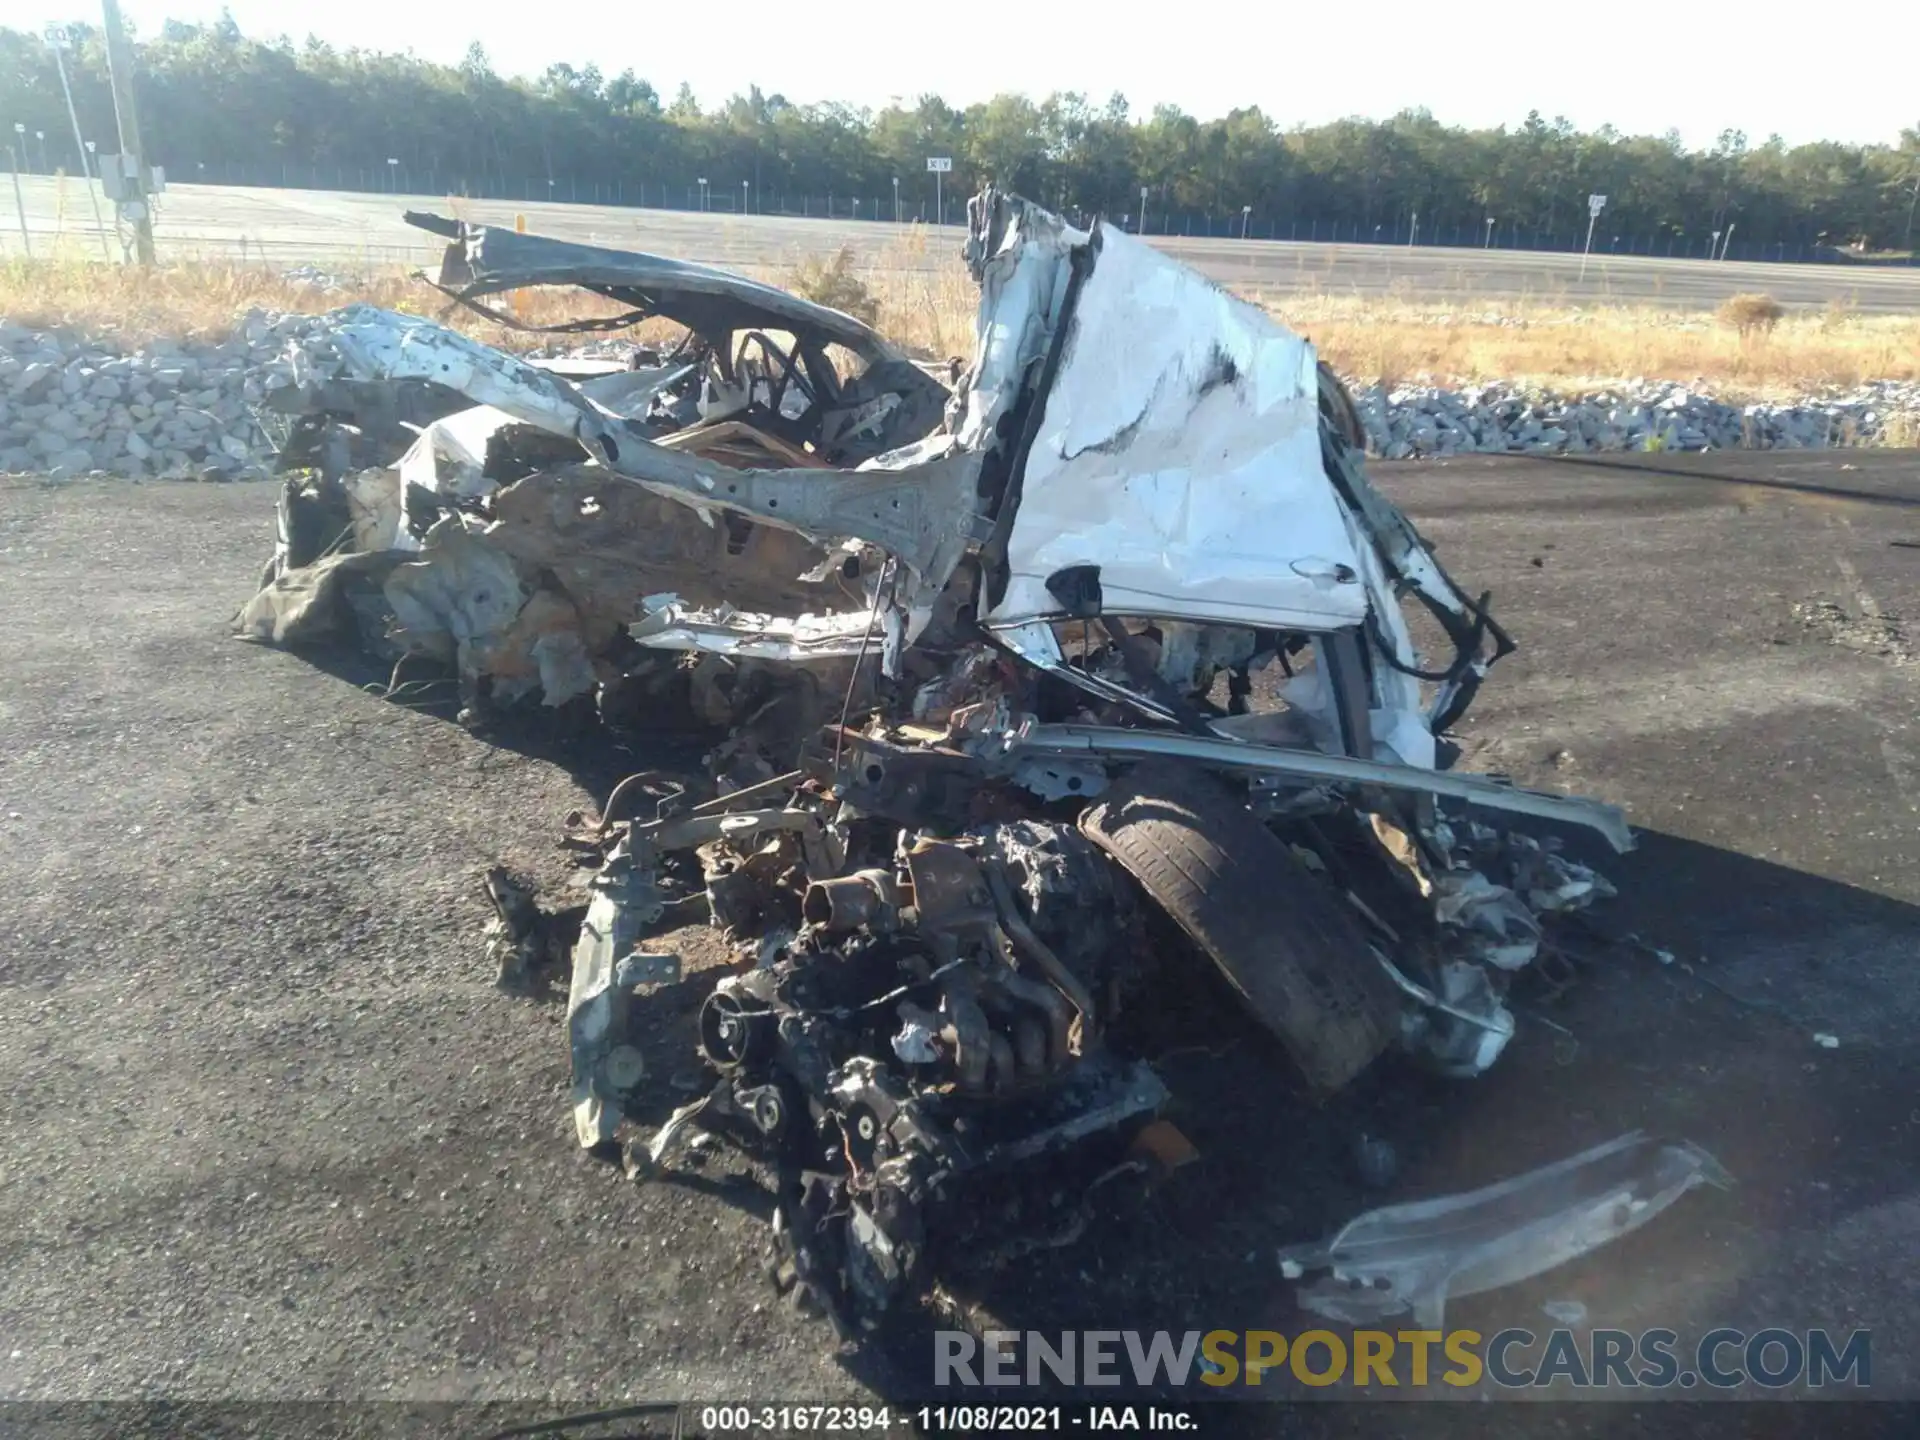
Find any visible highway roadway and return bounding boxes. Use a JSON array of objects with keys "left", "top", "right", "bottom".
[{"left": 7, "top": 177, "right": 1920, "bottom": 311}]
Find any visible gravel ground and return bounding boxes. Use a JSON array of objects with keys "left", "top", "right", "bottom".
[{"left": 3, "top": 460, "right": 1918, "bottom": 1434}]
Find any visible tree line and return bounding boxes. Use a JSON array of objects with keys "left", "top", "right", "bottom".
[{"left": 2, "top": 17, "right": 1917, "bottom": 252}]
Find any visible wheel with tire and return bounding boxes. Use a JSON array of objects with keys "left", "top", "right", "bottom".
[{"left": 1079, "top": 762, "right": 1400, "bottom": 1094}]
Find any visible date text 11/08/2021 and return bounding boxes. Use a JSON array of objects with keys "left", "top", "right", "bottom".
[{"left": 696, "top": 1406, "right": 1193, "bottom": 1433}]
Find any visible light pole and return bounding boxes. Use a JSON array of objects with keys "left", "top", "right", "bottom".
[
  {"left": 697, "top": 176, "right": 707, "bottom": 211},
  {"left": 34, "top": 130, "right": 47, "bottom": 174},
  {"left": 6, "top": 139, "right": 28, "bottom": 257},
  {"left": 742, "top": 178, "right": 749, "bottom": 214},
  {"left": 1139, "top": 185, "right": 1148, "bottom": 237},
  {"left": 892, "top": 176, "right": 899, "bottom": 223},
  {"left": 1240, "top": 203, "right": 1251, "bottom": 240},
  {"left": 44, "top": 25, "right": 110, "bottom": 259},
  {"left": 1485, "top": 216, "right": 1495, "bottom": 248},
  {"left": 386, "top": 157, "right": 398, "bottom": 193}
]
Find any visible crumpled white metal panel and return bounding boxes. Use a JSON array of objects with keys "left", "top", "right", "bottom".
[{"left": 985, "top": 224, "right": 1369, "bottom": 632}]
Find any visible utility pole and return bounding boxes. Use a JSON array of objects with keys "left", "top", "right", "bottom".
[
  {"left": 7, "top": 142, "right": 29, "bottom": 257},
  {"left": 45, "top": 26, "right": 112, "bottom": 260},
  {"left": 100, "top": 0, "right": 155, "bottom": 263}
]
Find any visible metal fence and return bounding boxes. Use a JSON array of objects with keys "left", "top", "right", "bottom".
[{"left": 132, "top": 159, "right": 1920, "bottom": 268}]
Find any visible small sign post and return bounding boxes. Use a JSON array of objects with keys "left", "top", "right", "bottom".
[
  {"left": 1581, "top": 193, "right": 1607, "bottom": 279},
  {"left": 927, "top": 155, "right": 952, "bottom": 226}
]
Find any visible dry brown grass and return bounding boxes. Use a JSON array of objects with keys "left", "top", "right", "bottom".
[
  {"left": 0, "top": 251, "right": 684, "bottom": 351},
  {"left": 3, "top": 242, "right": 1916, "bottom": 403},
  {"left": 1716, "top": 291, "right": 1786, "bottom": 338},
  {"left": 1253, "top": 289, "right": 1920, "bottom": 400},
  {"left": 1881, "top": 410, "right": 1920, "bottom": 447},
  {"left": 779, "top": 228, "right": 976, "bottom": 361},
  {"left": 785, "top": 246, "right": 880, "bottom": 328}
]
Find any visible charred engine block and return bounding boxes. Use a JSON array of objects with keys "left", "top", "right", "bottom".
[{"left": 693, "top": 819, "right": 1165, "bottom": 1324}]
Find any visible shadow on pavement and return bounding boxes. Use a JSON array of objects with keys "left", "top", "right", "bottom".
[
  {"left": 822, "top": 828, "right": 1920, "bottom": 1414},
  {"left": 251, "top": 636, "right": 1920, "bottom": 1417}
]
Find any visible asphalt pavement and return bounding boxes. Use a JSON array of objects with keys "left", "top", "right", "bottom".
[
  {"left": 8, "top": 177, "right": 1920, "bottom": 311},
  {"left": 0, "top": 452, "right": 1916, "bottom": 1428}
]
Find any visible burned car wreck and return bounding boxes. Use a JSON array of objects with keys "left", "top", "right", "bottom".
[{"left": 239, "top": 192, "right": 1719, "bottom": 1333}]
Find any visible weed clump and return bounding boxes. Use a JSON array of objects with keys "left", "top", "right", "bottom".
[
  {"left": 1718, "top": 292, "right": 1785, "bottom": 338},
  {"left": 787, "top": 246, "right": 878, "bottom": 327}
]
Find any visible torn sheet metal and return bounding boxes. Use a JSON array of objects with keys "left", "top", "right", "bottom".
[
  {"left": 983, "top": 222, "right": 1370, "bottom": 633},
  {"left": 630, "top": 602, "right": 885, "bottom": 662},
  {"left": 309, "top": 305, "right": 986, "bottom": 609},
  {"left": 434, "top": 221, "right": 903, "bottom": 358},
  {"left": 415, "top": 217, "right": 950, "bottom": 464},
  {"left": 483, "top": 468, "right": 843, "bottom": 619},
  {"left": 958, "top": 191, "right": 1508, "bottom": 771},
  {"left": 585, "top": 443, "right": 986, "bottom": 605},
  {"left": 1277, "top": 1132, "right": 1731, "bottom": 1327},
  {"left": 1374, "top": 952, "right": 1520, "bottom": 1076},
  {"left": 395, "top": 404, "right": 524, "bottom": 534},
  {"left": 956, "top": 193, "right": 1088, "bottom": 456},
  {"left": 323, "top": 304, "right": 605, "bottom": 443},
  {"left": 1433, "top": 872, "right": 1546, "bottom": 971}
]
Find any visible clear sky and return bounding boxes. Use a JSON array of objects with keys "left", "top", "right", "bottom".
[{"left": 15, "top": 0, "right": 1919, "bottom": 150}]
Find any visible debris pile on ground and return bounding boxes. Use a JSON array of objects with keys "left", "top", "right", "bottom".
[
  {"left": 0, "top": 311, "right": 329, "bottom": 481},
  {"left": 227, "top": 192, "right": 1725, "bottom": 1332},
  {"left": 1350, "top": 377, "right": 1920, "bottom": 458}
]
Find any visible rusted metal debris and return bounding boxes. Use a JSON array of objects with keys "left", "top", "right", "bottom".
[{"left": 237, "top": 191, "right": 1721, "bottom": 1333}]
